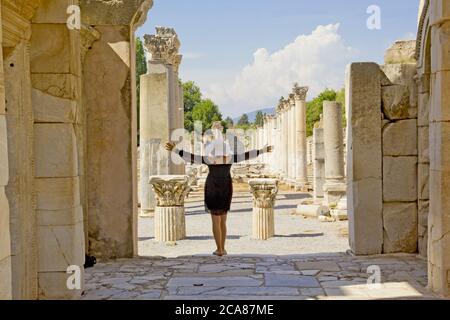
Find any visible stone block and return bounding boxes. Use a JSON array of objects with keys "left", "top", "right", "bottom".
[
  {"left": 418, "top": 163, "right": 430, "bottom": 200},
  {"left": 383, "top": 156, "right": 418, "bottom": 202},
  {"left": 37, "top": 205, "right": 84, "bottom": 227},
  {"left": 0, "top": 255, "right": 12, "bottom": 300},
  {"left": 37, "top": 221, "right": 85, "bottom": 272},
  {"left": 36, "top": 177, "right": 80, "bottom": 211},
  {"left": 32, "top": 0, "right": 78, "bottom": 23},
  {"left": 383, "top": 202, "right": 418, "bottom": 253},
  {"left": 0, "top": 116, "right": 8, "bottom": 186},
  {"left": 346, "top": 63, "right": 383, "bottom": 255},
  {"left": 38, "top": 271, "right": 84, "bottom": 300},
  {"left": 430, "top": 2, "right": 450, "bottom": 41},
  {"left": 384, "top": 40, "right": 416, "bottom": 64},
  {"left": 30, "top": 24, "right": 70, "bottom": 74},
  {"left": 417, "top": 93, "right": 430, "bottom": 126},
  {"left": 0, "top": 188, "right": 11, "bottom": 262},
  {"left": 31, "top": 73, "right": 79, "bottom": 100},
  {"left": 418, "top": 126, "right": 430, "bottom": 163},
  {"left": 382, "top": 119, "right": 417, "bottom": 156},
  {"left": 296, "top": 204, "right": 328, "bottom": 218},
  {"left": 381, "top": 63, "right": 418, "bottom": 111},
  {"left": 418, "top": 200, "right": 429, "bottom": 229},
  {"left": 381, "top": 85, "right": 411, "bottom": 120},
  {"left": 429, "top": 121, "right": 450, "bottom": 171},
  {"left": 430, "top": 71, "right": 450, "bottom": 122},
  {"left": 32, "top": 89, "right": 76, "bottom": 123},
  {"left": 431, "top": 22, "right": 450, "bottom": 72},
  {"left": 34, "top": 124, "right": 78, "bottom": 178}
]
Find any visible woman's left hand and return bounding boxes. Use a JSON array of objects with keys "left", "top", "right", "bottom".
[{"left": 262, "top": 145, "right": 274, "bottom": 153}]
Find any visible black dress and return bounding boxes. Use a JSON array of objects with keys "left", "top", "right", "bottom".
[{"left": 177, "top": 149, "right": 261, "bottom": 215}]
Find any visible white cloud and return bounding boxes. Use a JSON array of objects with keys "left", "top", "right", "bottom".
[{"left": 203, "top": 23, "right": 358, "bottom": 117}]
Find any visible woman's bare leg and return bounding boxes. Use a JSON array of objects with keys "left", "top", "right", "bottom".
[
  {"left": 211, "top": 214, "right": 222, "bottom": 255},
  {"left": 220, "top": 213, "right": 227, "bottom": 255}
]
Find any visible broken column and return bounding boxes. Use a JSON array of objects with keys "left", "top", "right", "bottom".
[
  {"left": 140, "top": 27, "right": 184, "bottom": 216},
  {"left": 346, "top": 63, "right": 383, "bottom": 255},
  {"left": 249, "top": 179, "right": 279, "bottom": 240},
  {"left": 150, "top": 175, "right": 189, "bottom": 243},
  {"left": 293, "top": 84, "right": 309, "bottom": 190},
  {"left": 313, "top": 123, "right": 325, "bottom": 200},
  {"left": 322, "top": 101, "right": 347, "bottom": 220}
]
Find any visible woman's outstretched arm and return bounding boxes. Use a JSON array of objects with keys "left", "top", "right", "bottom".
[
  {"left": 164, "top": 142, "right": 205, "bottom": 165},
  {"left": 175, "top": 149, "right": 206, "bottom": 165}
]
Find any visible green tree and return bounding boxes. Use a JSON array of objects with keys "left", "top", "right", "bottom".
[
  {"left": 136, "top": 37, "right": 147, "bottom": 140},
  {"left": 224, "top": 117, "right": 234, "bottom": 129},
  {"left": 238, "top": 114, "right": 250, "bottom": 126},
  {"left": 191, "top": 99, "right": 223, "bottom": 132},
  {"left": 335, "top": 88, "right": 347, "bottom": 127},
  {"left": 306, "top": 89, "right": 337, "bottom": 137},
  {"left": 182, "top": 81, "right": 203, "bottom": 132},
  {"left": 254, "top": 111, "right": 265, "bottom": 127}
]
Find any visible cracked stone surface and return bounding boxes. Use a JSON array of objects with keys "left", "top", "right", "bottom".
[
  {"left": 82, "top": 189, "right": 441, "bottom": 300},
  {"left": 82, "top": 253, "right": 439, "bottom": 300}
]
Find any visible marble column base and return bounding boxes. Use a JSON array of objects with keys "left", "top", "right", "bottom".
[
  {"left": 139, "top": 209, "right": 155, "bottom": 218},
  {"left": 155, "top": 206, "right": 186, "bottom": 242},
  {"left": 252, "top": 207, "right": 275, "bottom": 240}
]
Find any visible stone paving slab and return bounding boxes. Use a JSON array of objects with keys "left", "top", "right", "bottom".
[{"left": 82, "top": 254, "right": 442, "bottom": 300}]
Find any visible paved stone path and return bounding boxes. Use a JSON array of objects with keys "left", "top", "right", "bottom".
[
  {"left": 82, "top": 253, "right": 436, "bottom": 300},
  {"left": 82, "top": 186, "right": 440, "bottom": 300},
  {"left": 138, "top": 189, "right": 350, "bottom": 257}
]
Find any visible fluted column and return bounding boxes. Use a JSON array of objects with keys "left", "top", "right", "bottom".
[
  {"left": 293, "top": 85, "right": 309, "bottom": 190},
  {"left": 140, "top": 27, "right": 183, "bottom": 214},
  {"left": 150, "top": 175, "right": 189, "bottom": 243},
  {"left": 249, "top": 179, "right": 279, "bottom": 240}
]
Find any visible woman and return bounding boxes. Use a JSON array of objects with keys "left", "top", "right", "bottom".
[{"left": 165, "top": 134, "right": 273, "bottom": 256}]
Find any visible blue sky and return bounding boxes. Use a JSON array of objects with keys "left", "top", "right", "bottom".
[{"left": 137, "top": 0, "right": 420, "bottom": 118}]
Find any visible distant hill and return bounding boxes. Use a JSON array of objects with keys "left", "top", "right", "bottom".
[{"left": 233, "top": 107, "right": 276, "bottom": 123}]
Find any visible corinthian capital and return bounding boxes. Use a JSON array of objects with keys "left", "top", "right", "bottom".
[
  {"left": 144, "top": 26, "right": 181, "bottom": 66},
  {"left": 249, "top": 179, "right": 279, "bottom": 208},
  {"left": 149, "top": 175, "right": 190, "bottom": 207},
  {"left": 293, "top": 83, "right": 309, "bottom": 101}
]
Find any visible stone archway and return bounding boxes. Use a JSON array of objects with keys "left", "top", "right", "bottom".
[{"left": 416, "top": 0, "right": 450, "bottom": 297}]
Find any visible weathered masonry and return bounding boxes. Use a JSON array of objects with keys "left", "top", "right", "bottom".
[{"left": 0, "top": 0, "right": 153, "bottom": 300}]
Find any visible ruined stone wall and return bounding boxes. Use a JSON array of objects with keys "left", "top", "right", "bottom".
[
  {"left": 416, "top": 0, "right": 450, "bottom": 297},
  {"left": 347, "top": 41, "right": 419, "bottom": 255},
  {"left": 81, "top": 0, "right": 153, "bottom": 260}
]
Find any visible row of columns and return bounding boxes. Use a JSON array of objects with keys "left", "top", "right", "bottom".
[{"left": 249, "top": 84, "right": 309, "bottom": 191}]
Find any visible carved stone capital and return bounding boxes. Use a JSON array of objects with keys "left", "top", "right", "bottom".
[
  {"left": 149, "top": 175, "right": 189, "bottom": 207},
  {"left": 249, "top": 179, "right": 279, "bottom": 208},
  {"left": 293, "top": 83, "right": 309, "bottom": 101},
  {"left": 144, "top": 27, "right": 181, "bottom": 66}
]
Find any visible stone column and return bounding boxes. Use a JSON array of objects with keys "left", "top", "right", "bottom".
[
  {"left": 150, "top": 175, "right": 189, "bottom": 243},
  {"left": 288, "top": 95, "right": 295, "bottom": 184},
  {"left": 313, "top": 127, "right": 325, "bottom": 200},
  {"left": 346, "top": 63, "right": 383, "bottom": 255},
  {"left": 140, "top": 27, "right": 183, "bottom": 215},
  {"left": 82, "top": 0, "right": 154, "bottom": 259},
  {"left": 249, "top": 179, "right": 279, "bottom": 240},
  {"left": 322, "top": 101, "right": 347, "bottom": 220},
  {"left": 293, "top": 85, "right": 309, "bottom": 190},
  {"left": 282, "top": 99, "right": 289, "bottom": 180},
  {"left": 0, "top": 2, "right": 12, "bottom": 298}
]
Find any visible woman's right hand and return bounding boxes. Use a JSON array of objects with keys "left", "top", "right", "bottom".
[{"left": 164, "top": 142, "right": 176, "bottom": 151}]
